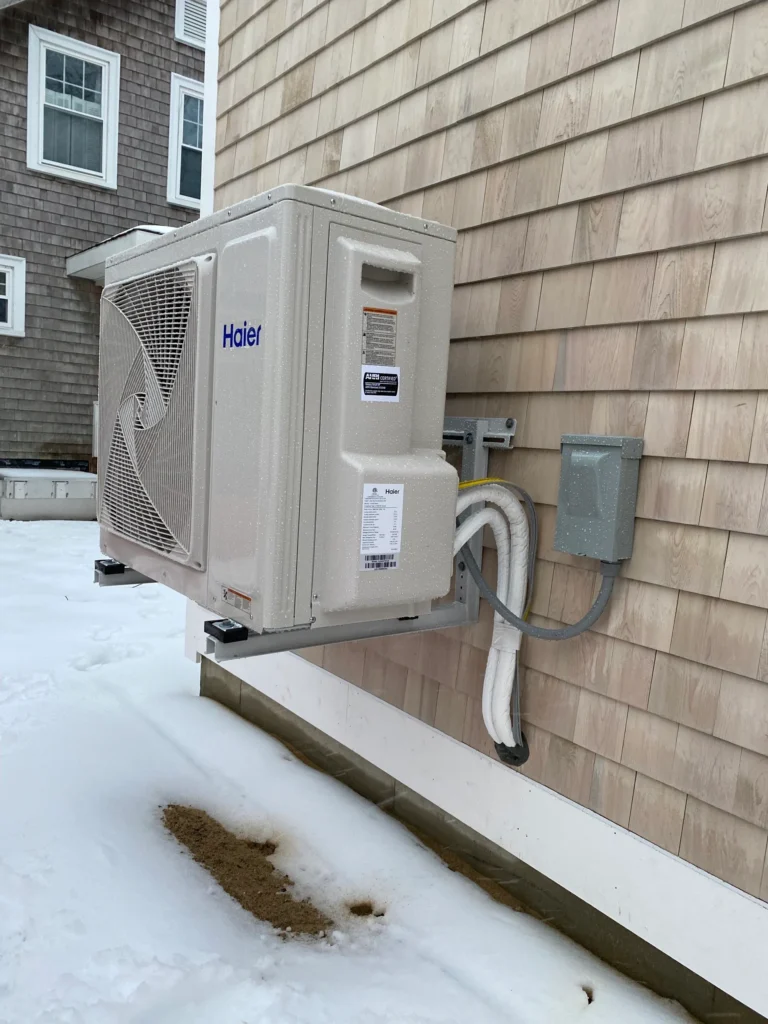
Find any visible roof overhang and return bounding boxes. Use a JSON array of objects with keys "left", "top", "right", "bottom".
[{"left": 66, "top": 226, "right": 176, "bottom": 285}]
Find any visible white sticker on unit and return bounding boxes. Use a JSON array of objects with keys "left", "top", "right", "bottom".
[
  {"left": 362, "top": 307, "right": 397, "bottom": 366},
  {"left": 361, "top": 364, "right": 400, "bottom": 403},
  {"left": 360, "top": 483, "right": 403, "bottom": 570}
]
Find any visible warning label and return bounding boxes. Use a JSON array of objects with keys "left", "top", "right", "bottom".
[
  {"left": 361, "top": 365, "right": 400, "bottom": 402},
  {"left": 360, "top": 483, "right": 403, "bottom": 570},
  {"left": 222, "top": 585, "right": 252, "bottom": 617},
  {"left": 362, "top": 307, "right": 397, "bottom": 366}
]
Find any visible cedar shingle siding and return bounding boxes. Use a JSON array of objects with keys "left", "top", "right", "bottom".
[
  {"left": 0, "top": 0, "right": 204, "bottom": 460},
  {"left": 215, "top": 0, "right": 768, "bottom": 903}
]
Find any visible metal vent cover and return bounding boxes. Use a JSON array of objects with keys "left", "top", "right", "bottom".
[
  {"left": 99, "top": 259, "right": 206, "bottom": 565},
  {"left": 181, "top": 0, "right": 206, "bottom": 44}
]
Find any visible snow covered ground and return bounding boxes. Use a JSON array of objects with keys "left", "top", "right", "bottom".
[{"left": 0, "top": 521, "right": 696, "bottom": 1023}]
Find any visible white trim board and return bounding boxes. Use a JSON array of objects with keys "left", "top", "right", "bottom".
[
  {"left": 186, "top": 601, "right": 768, "bottom": 1017},
  {"left": 200, "top": 0, "right": 220, "bottom": 218}
]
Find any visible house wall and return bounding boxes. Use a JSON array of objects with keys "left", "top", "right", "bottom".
[
  {"left": 0, "top": 0, "right": 204, "bottom": 462},
  {"left": 213, "top": 0, "right": 768, "bottom": 905}
]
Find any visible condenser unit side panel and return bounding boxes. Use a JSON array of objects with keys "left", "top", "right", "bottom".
[
  {"left": 266, "top": 200, "right": 313, "bottom": 628},
  {"left": 292, "top": 205, "right": 330, "bottom": 629},
  {"left": 310, "top": 218, "right": 458, "bottom": 624},
  {"left": 206, "top": 200, "right": 313, "bottom": 633}
]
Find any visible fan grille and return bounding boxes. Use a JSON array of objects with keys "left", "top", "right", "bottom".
[{"left": 99, "top": 262, "right": 198, "bottom": 561}]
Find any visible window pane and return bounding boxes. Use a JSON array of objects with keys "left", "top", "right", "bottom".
[
  {"left": 182, "top": 94, "right": 204, "bottom": 149},
  {"left": 46, "top": 49, "right": 64, "bottom": 80},
  {"left": 183, "top": 94, "right": 201, "bottom": 123},
  {"left": 182, "top": 118, "right": 200, "bottom": 148},
  {"left": 179, "top": 145, "right": 202, "bottom": 200},
  {"left": 83, "top": 61, "right": 102, "bottom": 94},
  {"left": 45, "top": 76, "right": 65, "bottom": 100},
  {"left": 43, "top": 106, "right": 103, "bottom": 172},
  {"left": 45, "top": 51, "right": 102, "bottom": 117},
  {"left": 64, "top": 54, "right": 84, "bottom": 88},
  {"left": 0, "top": 298, "right": 7, "bottom": 326},
  {"left": 0, "top": 272, "right": 6, "bottom": 297}
]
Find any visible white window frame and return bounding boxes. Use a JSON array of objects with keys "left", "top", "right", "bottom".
[
  {"left": 27, "top": 26, "right": 120, "bottom": 190},
  {"left": 175, "top": 0, "right": 206, "bottom": 50},
  {"left": 0, "top": 256, "right": 26, "bottom": 338},
  {"left": 167, "top": 73, "right": 205, "bottom": 210}
]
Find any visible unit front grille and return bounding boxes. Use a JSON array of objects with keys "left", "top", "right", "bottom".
[{"left": 99, "top": 262, "right": 198, "bottom": 562}]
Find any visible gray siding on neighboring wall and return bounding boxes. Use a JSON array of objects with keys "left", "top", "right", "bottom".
[{"left": 0, "top": 0, "right": 204, "bottom": 460}]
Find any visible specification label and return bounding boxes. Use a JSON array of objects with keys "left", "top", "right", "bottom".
[
  {"left": 362, "top": 307, "right": 397, "bottom": 366},
  {"left": 360, "top": 483, "right": 403, "bottom": 570}
]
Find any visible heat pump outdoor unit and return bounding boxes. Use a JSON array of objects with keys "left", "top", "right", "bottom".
[{"left": 97, "top": 185, "right": 459, "bottom": 646}]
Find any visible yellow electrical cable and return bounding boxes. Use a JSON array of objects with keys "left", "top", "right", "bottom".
[{"left": 457, "top": 477, "right": 510, "bottom": 489}]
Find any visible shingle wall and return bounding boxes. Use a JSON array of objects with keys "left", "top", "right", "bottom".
[
  {"left": 214, "top": 0, "right": 768, "bottom": 902},
  {"left": 0, "top": 0, "right": 204, "bottom": 460}
]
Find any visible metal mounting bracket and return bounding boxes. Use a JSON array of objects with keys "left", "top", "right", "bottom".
[
  {"left": 93, "top": 558, "right": 155, "bottom": 586},
  {"left": 206, "top": 414, "right": 516, "bottom": 662},
  {"left": 442, "top": 416, "right": 516, "bottom": 616}
]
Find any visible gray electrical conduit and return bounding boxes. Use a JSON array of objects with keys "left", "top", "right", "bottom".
[{"left": 459, "top": 542, "right": 619, "bottom": 640}]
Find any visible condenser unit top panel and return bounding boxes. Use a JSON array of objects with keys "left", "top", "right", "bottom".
[{"left": 105, "top": 185, "right": 457, "bottom": 276}]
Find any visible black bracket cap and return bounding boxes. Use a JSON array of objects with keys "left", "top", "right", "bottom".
[
  {"left": 495, "top": 733, "right": 530, "bottom": 767},
  {"left": 204, "top": 618, "right": 250, "bottom": 644},
  {"left": 95, "top": 558, "right": 125, "bottom": 575}
]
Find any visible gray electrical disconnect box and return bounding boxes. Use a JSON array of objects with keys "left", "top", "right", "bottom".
[{"left": 554, "top": 435, "right": 643, "bottom": 563}]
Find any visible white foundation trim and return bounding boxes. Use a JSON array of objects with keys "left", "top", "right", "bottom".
[{"left": 187, "top": 601, "right": 768, "bottom": 1017}]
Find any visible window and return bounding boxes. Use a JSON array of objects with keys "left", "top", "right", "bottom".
[
  {"left": 27, "top": 26, "right": 120, "bottom": 189},
  {"left": 0, "top": 256, "right": 26, "bottom": 338},
  {"left": 175, "top": 0, "right": 206, "bottom": 49},
  {"left": 168, "top": 74, "right": 204, "bottom": 209}
]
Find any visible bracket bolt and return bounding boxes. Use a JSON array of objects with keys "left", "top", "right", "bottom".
[
  {"left": 505, "top": 417, "right": 514, "bottom": 428},
  {"left": 458, "top": 561, "right": 466, "bottom": 571},
  {"left": 465, "top": 432, "right": 474, "bottom": 444}
]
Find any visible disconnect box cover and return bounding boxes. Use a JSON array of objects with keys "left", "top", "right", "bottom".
[{"left": 554, "top": 435, "right": 643, "bottom": 563}]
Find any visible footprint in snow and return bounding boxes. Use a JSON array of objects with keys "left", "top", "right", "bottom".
[
  {"left": 70, "top": 644, "right": 146, "bottom": 671},
  {"left": 88, "top": 626, "right": 120, "bottom": 642}
]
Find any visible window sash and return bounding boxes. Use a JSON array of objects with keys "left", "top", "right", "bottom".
[
  {"left": 179, "top": 91, "right": 203, "bottom": 199},
  {"left": 44, "top": 49, "right": 103, "bottom": 118},
  {"left": 0, "top": 271, "right": 8, "bottom": 326},
  {"left": 168, "top": 75, "right": 204, "bottom": 208},
  {"left": 43, "top": 106, "right": 104, "bottom": 173},
  {"left": 40, "top": 45, "right": 107, "bottom": 175},
  {"left": 179, "top": 145, "right": 202, "bottom": 200}
]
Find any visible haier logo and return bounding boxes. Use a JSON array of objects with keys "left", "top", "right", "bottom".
[
  {"left": 385, "top": 488, "right": 400, "bottom": 495},
  {"left": 222, "top": 321, "right": 262, "bottom": 348}
]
